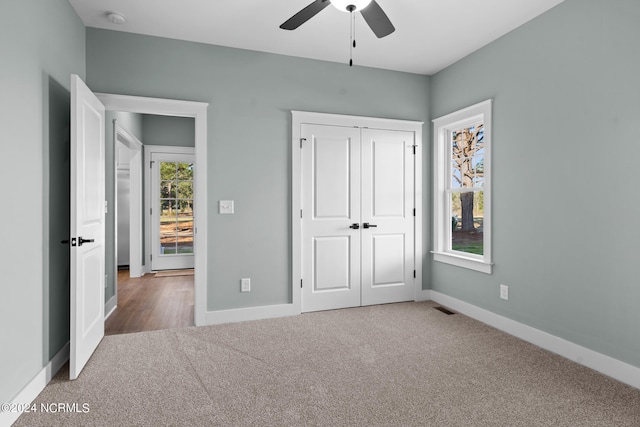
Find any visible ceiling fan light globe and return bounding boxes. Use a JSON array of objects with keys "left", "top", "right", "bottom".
[{"left": 331, "top": 0, "right": 372, "bottom": 13}]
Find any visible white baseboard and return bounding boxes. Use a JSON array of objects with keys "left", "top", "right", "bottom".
[
  {"left": 205, "top": 303, "right": 300, "bottom": 325},
  {"left": 105, "top": 295, "right": 117, "bottom": 320},
  {"left": 429, "top": 290, "right": 640, "bottom": 390},
  {"left": 0, "top": 342, "right": 69, "bottom": 427}
]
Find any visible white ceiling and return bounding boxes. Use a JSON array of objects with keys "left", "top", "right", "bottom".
[{"left": 68, "top": 0, "right": 565, "bottom": 75}]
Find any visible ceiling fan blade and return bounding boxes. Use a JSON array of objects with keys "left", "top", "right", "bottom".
[
  {"left": 360, "top": 0, "right": 395, "bottom": 38},
  {"left": 280, "top": 0, "right": 331, "bottom": 30}
]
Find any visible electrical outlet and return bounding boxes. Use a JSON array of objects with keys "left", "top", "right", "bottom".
[
  {"left": 500, "top": 284, "right": 509, "bottom": 301},
  {"left": 241, "top": 278, "right": 251, "bottom": 292}
]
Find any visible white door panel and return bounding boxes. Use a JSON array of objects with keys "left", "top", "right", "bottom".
[
  {"left": 313, "top": 137, "right": 353, "bottom": 219},
  {"left": 302, "top": 125, "right": 361, "bottom": 312},
  {"left": 70, "top": 74, "right": 105, "bottom": 380},
  {"left": 361, "top": 129, "right": 415, "bottom": 306},
  {"left": 371, "top": 234, "right": 405, "bottom": 286},
  {"left": 313, "top": 236, "right": 352, "bottom": 291}
]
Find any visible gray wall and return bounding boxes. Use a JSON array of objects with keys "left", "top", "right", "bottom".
[
  {"left": 429, "top": 0, "right": 640, "bottom": 368},
  {"left": 86, "top": 29, "right": 430, "bottom": 311},
  {"left": 0, "top": 0, "right": 85, "bottom": 403},
  {"left": 142, "top": 115, "right": 195, "bottom": 147}
]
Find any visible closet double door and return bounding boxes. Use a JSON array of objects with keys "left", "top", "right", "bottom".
[{"left": 301, "top": 124, "right": 416, "bottom": 312}]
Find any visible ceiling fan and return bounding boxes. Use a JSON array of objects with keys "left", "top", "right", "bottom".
[{"left": 280, "top": 0, "right": 395, "bottom": 39}]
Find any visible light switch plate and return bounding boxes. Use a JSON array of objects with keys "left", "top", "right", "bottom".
[{"left": 219, "top": 200, "right": 234, "bottom": 214}]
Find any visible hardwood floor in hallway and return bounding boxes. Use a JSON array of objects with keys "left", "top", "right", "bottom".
[{"left": 105, "top": 269, "right": 194, "bottom": 335}]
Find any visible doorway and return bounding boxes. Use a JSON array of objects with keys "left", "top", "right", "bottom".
[
  {"left": 109, "top": 118, "right": 196, "bottom": 335},
  {"left": 96, "top": 93, "right": 209, "bottom": 330}
]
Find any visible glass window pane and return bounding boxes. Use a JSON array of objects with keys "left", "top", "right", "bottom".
[
  {"left": 160, "top": 162, "right": 177, "bottom": 181},
  {"left": 451, "top": 124, "right": 484, "bottom": 191},
  {"left": 472, "top": 155, "right": 484, "bottom": 187},
  {"left": 177, "top": 217, "right": 193, "bottom": 236},
  {"left": 450, "top": 191, "right": 484, "bottom": 255},
  {"left": 176, "top": 181, "right": 193, "bottom": 200},
  {"left": 161, "top": 181, "right": 176, "bottom": 199},
  {"left": 176, "top": 162, "right": 194, "bottom": 180},
  {"left": 451, "top": 163, "right": 463, "bottom": 189},
  {"left": 160, "top": 233, "right": 177, "bottom": 255},
  {"left": 177, "top": 235, "right": 194, "bottom": 254}
]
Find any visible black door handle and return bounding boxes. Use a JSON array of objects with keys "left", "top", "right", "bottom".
[
  {"left": 363, "top": 223, "right": 377, "bottom": 229},
  {"left": 78, "top": 237, "right": 95, "bottom": 246},
  {"left": 61, "top": 237, "right": 94, "bottom": 246},
  {"left": 349, "top": 223, "right": 360, "bottom": 229}
]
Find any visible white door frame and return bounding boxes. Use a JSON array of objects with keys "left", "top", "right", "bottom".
[
  {"left": 113, "top": 120, "right": 144, "bottom": 279},
  {"left": 96, "top": 93, "right": 209, "bottom": 326},
  {"left": 144, "top": 145, "right": 196, "bottom": 272},
  {"left": 292, "top": 111, "right": 423, "bottom": 312}
]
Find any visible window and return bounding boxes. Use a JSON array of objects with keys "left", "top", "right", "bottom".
[
  {"left": 159, "top": 161, "right": 194, "bottom": 255},
  {"left": 433, "top": 99, "right": 492, "bottom": 273}
]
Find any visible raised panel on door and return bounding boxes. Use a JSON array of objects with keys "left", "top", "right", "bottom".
[
  {"left": 361, "top": 129, "right": 415, "bottom": 306},
  {"left": 301, "top": 124, "right": 361, "bottom": 312}
]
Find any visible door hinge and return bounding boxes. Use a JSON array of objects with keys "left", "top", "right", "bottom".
[
  {"left": 413, "top": 208, "right": 416, "bottom": 217},
  {"left": 412, "top": 145, "right": 417, "bottom": 154},
  {"left": 150, "top": 254, "right": 153, "bottom": 261},
  {"left": 150, "top": 208, "right": 152, "bottom": 215},
  {"left": 413, "top": 270, "right": 416, "bottom": 278},
  {"left": 300, "top": 209, "right": 303, "bottom": 218},
  {"left": 301, "top": 279, "right": 303, "bottom": 288},
  {"left": 150, "top": 160, "right": 154, "bottom": 169},
  {"left": 300, "top": 137, "right": 306, "bottom": 148}
]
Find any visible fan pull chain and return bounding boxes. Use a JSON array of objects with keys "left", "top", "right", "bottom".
[{"left": 349, "top": 9, "right": 354, "bottom": 66}]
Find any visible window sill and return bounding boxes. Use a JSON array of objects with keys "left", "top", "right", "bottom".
[{"left": 433, "top": 251, "right": 492, "bottom": 274}]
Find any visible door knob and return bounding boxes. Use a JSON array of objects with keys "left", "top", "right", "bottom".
[
  {"left": 363, "top": 223, "right": 377, "bottom": 229},
  {"left": 349, "top": 223, "right": 360, "bottom": 229}
]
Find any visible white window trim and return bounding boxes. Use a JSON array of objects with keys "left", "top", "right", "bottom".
[{"left": 432, "top": 99, "right": 492, "bottom": 274}]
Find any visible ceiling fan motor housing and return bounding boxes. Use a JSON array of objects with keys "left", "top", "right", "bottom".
[{"left": 331, "top": 0, "right": 372, "bottom": 12}]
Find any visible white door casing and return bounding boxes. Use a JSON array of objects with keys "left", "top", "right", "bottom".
[
  {"left": 70, "top": 74, "right": 106, "bottom": 380},
  {"left": 295, "top": 112, "right": 422, "bottom": 313}
]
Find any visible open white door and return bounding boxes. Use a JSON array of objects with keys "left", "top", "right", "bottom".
[{"left": 70, "top": 74, "right": 106, "bottom": 380}]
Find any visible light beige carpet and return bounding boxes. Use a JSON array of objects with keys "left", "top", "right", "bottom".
[{"left": 14, "top": 302, "right": 640, "bottom": 426}]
